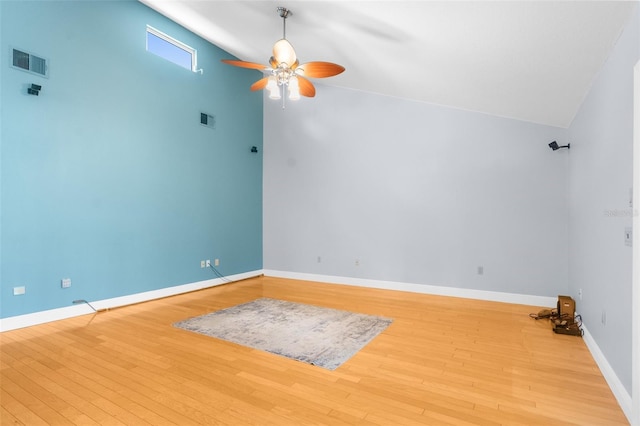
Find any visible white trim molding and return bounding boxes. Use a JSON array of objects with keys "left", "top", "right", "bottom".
[
  {"left": 0, "top": 270, "right": 263, "bottom": 332},
  {"left": 582, "top": 323, "right": 633, "bottom": 423},
  {"left": 263, "top": 269, "right": 557, "bottom": 308}
]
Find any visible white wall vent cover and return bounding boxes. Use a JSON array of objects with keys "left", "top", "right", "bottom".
[
  {"left": 11, "top": 48, "right": 48, "bottom": 78},
  {"left": 200, "top": 112, "right": 215, "bottom": 129}
]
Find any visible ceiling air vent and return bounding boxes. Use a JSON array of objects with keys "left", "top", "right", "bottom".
[{"left": 11, "top": 48, "right": 48, "bottom": 78}]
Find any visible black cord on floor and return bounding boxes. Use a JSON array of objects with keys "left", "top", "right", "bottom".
[
  {"left": 71, "top": 264, "right": 231, "bottom": 313},
  {"left": 209, "top": 264, "right": 232, "bottom": 283},
  {"left": 73, "top": 299, "right": 98, "bottom": 312}
]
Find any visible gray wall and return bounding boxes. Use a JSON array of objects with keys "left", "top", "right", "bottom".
[
  {"left": 264, "top": 88, "right": 569, "bottom": 297},
  {"left": 568, "top": 7, "right": 639, "bottom": 395}
]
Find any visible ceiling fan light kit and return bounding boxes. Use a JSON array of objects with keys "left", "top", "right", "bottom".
[{"left": 221, "top": 6, "right": 345, "bottom": 107}]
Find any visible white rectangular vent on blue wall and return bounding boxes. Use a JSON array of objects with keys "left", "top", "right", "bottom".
[
  {"left": 200, "top": 113, "right": 215, "bottom": 129},
  {"left": 11, "top": 48, "right": 48, "bottom": 78}
]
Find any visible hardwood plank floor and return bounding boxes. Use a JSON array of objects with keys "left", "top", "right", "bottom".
[{"left": 0, "top": 276, "right": 628, "bottom": 425}]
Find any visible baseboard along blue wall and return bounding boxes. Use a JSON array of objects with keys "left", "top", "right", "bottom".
[{"left": 0, "top": 0, "right": 263, "bottom": 318}]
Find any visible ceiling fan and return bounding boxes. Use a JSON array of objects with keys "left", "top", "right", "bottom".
[{"left": 221, "top": 7, "right": 345, "bottom": 103}]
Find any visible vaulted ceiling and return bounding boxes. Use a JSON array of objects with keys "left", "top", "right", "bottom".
[{"left": 140, "top": 1, "right": 637, "bottom": 128}]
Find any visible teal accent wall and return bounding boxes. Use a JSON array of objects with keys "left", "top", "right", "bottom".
[{"left": 0, "top": 0, "right": 263, "bottom": 318}]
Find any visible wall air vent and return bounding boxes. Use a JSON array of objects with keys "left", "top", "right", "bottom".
[
  {"left": 200, "top": 112, "right": 215, "bottom": 129},
  {"left": 11, "top": 48, "right": 48, "bottom": 78}
]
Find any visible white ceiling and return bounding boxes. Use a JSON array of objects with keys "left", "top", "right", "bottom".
[{"left": 140, "top": 1, "right": 637, "bottom": 128}]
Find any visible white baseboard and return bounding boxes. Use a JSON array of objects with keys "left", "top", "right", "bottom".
[
  {"left": 263, "top": 269, "right": 557, "bottom": 307},
  {"left": 581, "top": 323, "right": 633, "bottom": 424},
  {"left": 0, "top": 270, "right": 263, "bottom": 332}
]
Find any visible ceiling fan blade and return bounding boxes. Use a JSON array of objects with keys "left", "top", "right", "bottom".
[
  {"left": 250, "top": 77, "right": 269, "bottom": 91},
  {"left": 272, "top": 39, "right": 297, "bottom": 67},
  {"left": 297, "top": 76, "right": 316, "bottom": 98},
  {"left": 221, "top": 59, "right": 268, "bottom": 71},
  {"left": 297, "top": 62, "right": 345, "bottom": 78}
]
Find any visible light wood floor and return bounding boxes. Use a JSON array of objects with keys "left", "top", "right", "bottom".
[{"left": 1, "top": 276, "right": 628, "bottom": 425}]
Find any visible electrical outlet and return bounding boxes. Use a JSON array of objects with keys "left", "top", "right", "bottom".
[
  {"left": 200, "top": 260, "right": 205, "bottom": 268},
  {"left": 206, "top": 259, "right": 211, "bottom": 267},
  {"left": 13, "top": 286, "right": 25, "bottom": 296},
  {"left": 61, "top": 278, "right": 71, "bottom": 288},
  {"left": 214, "top": 259, "right": 219, "bottom": 267}
]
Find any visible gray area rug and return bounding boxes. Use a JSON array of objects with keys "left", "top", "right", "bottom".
[{"left": 173, "top": 298, "right": 393, "bottom": 370}]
